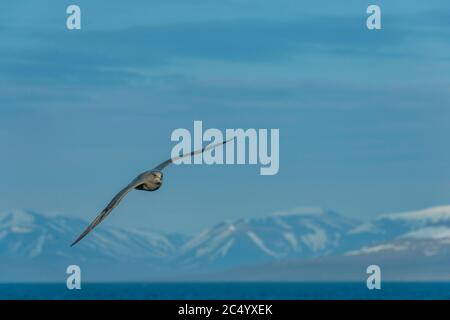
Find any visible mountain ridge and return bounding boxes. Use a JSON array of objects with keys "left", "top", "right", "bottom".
[{"left": 2, "top": 205, "right": 450, "bottom": 281}]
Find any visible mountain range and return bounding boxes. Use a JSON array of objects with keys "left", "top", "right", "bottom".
[{"left": 2, "top": 205, "right": 450, "bottom": 281}]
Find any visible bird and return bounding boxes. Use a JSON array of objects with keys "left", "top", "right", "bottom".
[{"left": 71, "top": 138, "right": 232, "bottom": 246}]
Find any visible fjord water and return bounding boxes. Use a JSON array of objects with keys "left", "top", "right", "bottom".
[{"left": 1, "top": 282, "right": 450, "bottom": 300}]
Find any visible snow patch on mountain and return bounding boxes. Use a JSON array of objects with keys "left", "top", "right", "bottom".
[
  {"left": 247, "top": 231, "right": 281, "bottom": 258},
  {"left": 346, "top": 243, "right": 408, "bottom": 256},
  {"left": 283, "top": 232, "right": 300, "bottom": 251},
  {"left": 301, "top": 224, "right": 328, "bottom": 252},
  {"left": 380, "top": 205, "right": 450, "bottom": 223},
  {"left": 401, "top": 226, "right": 450, "bottom": 240},
  {"left": 348, "top": 222, "right": 381, "bottom": 234},
  {"left": 0, "top": 210, "right": 36, "bottom": 228}
]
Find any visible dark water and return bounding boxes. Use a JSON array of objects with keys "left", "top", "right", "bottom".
[{"left": 0, "top": 282, "right": 449, "bottom": 300}]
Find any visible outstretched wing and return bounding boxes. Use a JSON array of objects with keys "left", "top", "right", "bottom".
[
  {"left": 71, "top": 178, "right": 144, "bottom": 247},
  {"left": 153, "top": 138, "right": 233, "bottom": 171}
]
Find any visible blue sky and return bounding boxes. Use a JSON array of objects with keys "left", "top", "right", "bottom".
[{"left": 1, "top": 1, "right": 449, "bottom": 233}]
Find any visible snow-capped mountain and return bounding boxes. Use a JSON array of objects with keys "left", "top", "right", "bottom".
[
  {"left": 0, "top": 210, "right": 187, "bottom": 281},
  {"left": 3, "top": 205, "right": 450, "bottom": 281},
  {"left": 175, "top": 205, "right": 450, "bottom": 277},
  {"left": 175, "top": 208, "right": 360, "bottom": 270},
  {"left": 186, "top": 206, "right": 450, "bottom": 282},
  {"left": 346, "top": 205, "right": 450, "bottom": 257}
]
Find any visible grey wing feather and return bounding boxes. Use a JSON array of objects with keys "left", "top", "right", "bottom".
[
  {"left": 153, "top": 138, "right": 233, "bottom": 171},
  {"left": 71, "top": 179, "right": 143, "bottom": 246}
]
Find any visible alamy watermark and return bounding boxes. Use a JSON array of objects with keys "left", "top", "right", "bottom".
[
  {"left": 171, "top": 121, "right": 279, "bottom": 175},
  {"left": 66, "top": 265, "right": 81, "bottom": 290},
  {"left": 66, "top": 4, "right": 381, "bottom": 31},
  {"left": 366, "top": 265, "right": 381, "bottom": 290}
]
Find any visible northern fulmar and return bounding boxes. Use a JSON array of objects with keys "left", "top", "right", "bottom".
[{"left": 71, "top": 138, "right": 232, "bottom": 246}]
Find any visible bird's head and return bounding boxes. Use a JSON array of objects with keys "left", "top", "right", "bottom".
[{"left": 151, "top": 171, "right": 163, "bottom": 185}]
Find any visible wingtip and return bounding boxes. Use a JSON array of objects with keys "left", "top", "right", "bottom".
[{"left": 70, "top": 234, "right": 85, "bottom": 247}]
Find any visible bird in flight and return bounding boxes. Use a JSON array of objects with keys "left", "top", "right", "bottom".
[{"left": 71, "top": 138, "right": 232, "bottom": 246}]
